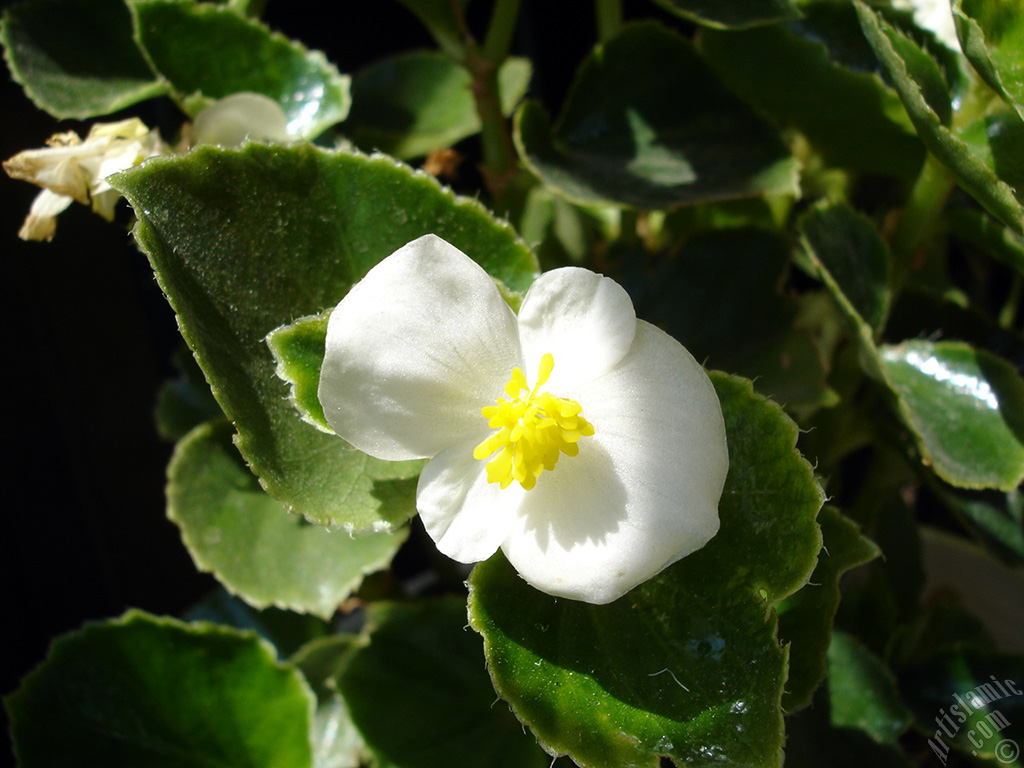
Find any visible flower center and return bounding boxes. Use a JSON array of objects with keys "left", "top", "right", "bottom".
[{"left": 473, "top": 353, "right": 595, "bottom": 491}]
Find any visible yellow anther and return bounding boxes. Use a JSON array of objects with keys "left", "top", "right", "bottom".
[{"left": 474, "top": 353, "right": 595, "bottom": 490}]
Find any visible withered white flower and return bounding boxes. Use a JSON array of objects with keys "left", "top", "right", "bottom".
[
  {"left": 4, "top": 118, "right": 166, "bottom": 241},
  {"left": 318, "top": 235, "right": 728, "bottom": 604},
  {"left": 191, "top": 92, "right": 293, "bottom": 148}
]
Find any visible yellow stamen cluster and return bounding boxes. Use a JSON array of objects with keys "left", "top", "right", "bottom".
[{"left": 473, "top": 353, "right": 595, "bottom": 490}]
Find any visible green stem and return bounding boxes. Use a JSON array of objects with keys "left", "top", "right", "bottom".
[
  {"left": 595, "top": 0, "right": 622, "bottom": 43},
  {"left": 890, "top": 152, "right": 954, "bottom": 288},
  {"left": 467, "top": 0, "right": 523, "bottom": 204},
  {"left": 483, "top": 0, "right": 522, "bottom": 64},
  {"left": 619, "top": 208, "right": 639, "bottom": 245},
  {"left": 1000, "top": 272, "right": 1022, "bottom": 330}
]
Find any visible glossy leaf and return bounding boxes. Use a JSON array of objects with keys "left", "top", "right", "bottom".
[
  {"left": 514, "top": 22, "right": 798, "bottom": 210},
  {"left": 827, "top": 631, "right": 911, "bottom": 745},
  {"left": 336, "top": 599, "right": 550, "bottom": 768},
  {"left": 1, "top": 0, "right": 165, "bottom": 118},
  {"left": 879, "top": 340, "right": 1024, "bottom": 491},
  {"left": 6, "top": 611, "right": 314, "bottom": 768},
  {"left": 954, "top": 0, "right": 1024, "bottom": 120},
  {"left": 778, "top": 507, "right": 881, "bottom": 712},
  {"left": 347, "top": 52, "right": 531, "bottom": 159},
  {"left": 956, "top": 107, "right": 1024, "bottom": 198},
  {"left": 699, "top": 3, "right": 924, "bottom": 179},
  {"left": 469, "top": 372, "right": 824, "bottom": 768},
  {"left": 855, "top": 0, "right": 1024, "bottom": 233},
  {"left": 267, "top": 311, "right": 333, "bottom": 434},
  {"left": 167, "top": 420, "right": 407, "bottom": 619},
  {"left": 637, "top": 227, "right": 832, "bottom": 410},
  {"left": 647, "top": 0, "right": 801, "bottom": 29},
  {"left": 132, "top": 0, "right": 350, "bottom": 137},
  {"left": 111, "top": 143, "right": 538, "bottom": 531}
]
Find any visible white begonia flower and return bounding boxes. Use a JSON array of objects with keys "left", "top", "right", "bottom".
[
  {"left": 892, "top": 0, "right": 961, "bottom": 51},
  {"left": 4, "top": 118, "right": 166, "bottom": 241},
  {"left": 318, "top": 235, "right": 729, "bottom": 604},
  {"left": 191, "top": 92, "right": 293, "bottom": 148}
]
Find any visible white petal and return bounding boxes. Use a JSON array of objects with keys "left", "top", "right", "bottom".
[
  {"left": 516, "top": 266, "right": 636, "bottom": 392},
  {"left": 417, "top": 437, "right": 523, "bottom": 563},
  {"left": 319, "top": 234, "right": 522, "bottom": 460},
  {"left": 18, "top": 189, "right": 73, "bottom": 241},
  {"left": 501, "top": 321, "right": 728, "bottom": 604},
  {"left": 192, "top": 93, "right": 293, "bottom": 147}
]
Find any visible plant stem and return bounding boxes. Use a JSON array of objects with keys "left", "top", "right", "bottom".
[
  {"left": 595, "top": 0, "right": 623, "bottom": 43},
  {"left": 467, "top": 0, "right": 522, "bottom": 204},
  {"left": 1000, "top": 272, "right": 1022, "bottom": 329},
  {"left": 890, "top": 152, "right": 954, "bottom": 288}
]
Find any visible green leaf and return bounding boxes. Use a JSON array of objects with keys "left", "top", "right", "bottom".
[
  {"left": 699, "top": 3, "right": 923, "bottom": 179},
  {"left": 6, "top": 610, "right": 314, "bottom": 768},
  {"left": 111, "top": 143, "right": 538, "bottom": 531},
  {"left": 347, "top": 52, "right": 531, "bottom": 159},
  {"left": 336, "top": 599, "right": 549, "bottom": 768},
  {"left": 131, "top": 0, "right": 350, "bottom": 137},
  {"left": 879, "top": 340, "right": 1024, "bottom": 491},
  {"left": 514, "top": 22, "right": 798, "bottom": 210},
  {"left": 637, "top": 228, "right": 833, "bottom": 410},
  {"left": 954, "top": 0, "right": 1024, "bottom": 121},
  {"left": 946, "top": 207, "right": 1024, "bottom": 275},
  {"left": 469, "top": 372, "right": 824, "bottom": 768},
  {"left": 154, "top": 346, "right": 223, "bottom": 442},
  {"left": 1, "top": 0, "right": 165, "bottom": 119},
  {"left": 827, "top": 631, "right": 911, "bottom": 745},
  {"left": 929, "top": 482, "right": 1024, "bottom": 563},
  {"left": 956, "top": 107, "right": 1024, "bottom": 198},
  {"left": 855, "top": 0, "right": 1024, "bottom": 233},
  {"left": 899, "top": 648, "right": 1024, "bottom": 763},
  {"left": 291, "top": 635, "right": 368, "bottom": 768},
  {"left": 187, "top": 588, "right": 332, "bottom": 658},
  {"left": 391, "top": 0, "right": 472, "bottom": 60},
  {"left": 168, "top": 420, "right": 406, "bottom": 619},
  {"left": 800, "top": 202, "right": 892, "bottom": 334},
  {"left": 267, "top": 311, "right": 333, "bottom": 434},
  {"left": 647, "top": 0, "right": 801, "bottom": 29},
  {"left": 778, "top": 507, "right": 881, "bottom": 712}
]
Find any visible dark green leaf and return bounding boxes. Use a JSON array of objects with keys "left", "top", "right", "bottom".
[
  {"left": 336, "top": 599, "right": 549, "bottom": 768},
  {"left": 879, "top": 340, "right": 1024, "bottom": 490},
  {"left": 827, "top": 631, "right": 911, "bottom": 744},
  {"left": 637, "top": 228, "right": 833, "bottom": 410},
  {"left": 855, "top": 0, "right": 1024, "bottom": 233},
  {"left": 168, "top": 420, "right": 407, "bottom": 619},
  {"left": 391, "top": 0, "right": 472, "bottom": 60},
  {"left": 899, "top": 649, "right": 1024, "bottom": 763},
  {"left": 699, "top": 3, "right": 924, "bottom": 179},
  {"left": 291, "top": 635, "right": 368, "bottom": 768},
  {"left": 267, "top": 311, "right": 333, "bottom": 434},
  {"left": 800, "top": 202, "right": 892, "bottom": 334},
  {"left": 347, "top": 52, "right": 531, "bottom": 159},
  {"left": 946, "top": 207, "right": 1024, "bottom": 275},
  {"left": 1, "top": 0, "right": 165, "bottom": 118},
  {"left": 155, "top": 346, "right": 223, "bottom": 441},
  {"left": 778, "top": 507, "right": 881, "bottom": 712},
  {"left": 514, "top": 22, "right": 798, "bottom": 210},
  {"left": 6, "top": 611, "right": 314, "bottom": 768},
  {"left": 111, "top": 143, "right": 538, "bottom": 531},
  {"left": 954, "top": 0, "right": 1024, "bottom": 120},
  {"left": 186, "top": 588, "right": 332, "bottom": 659},
  {"left": 647, "top": 0, "right": 801, "bottom": 29},
  {"left": 929, "top": 481, "right": 1024, "bottom": 563},
  {"left": 957, "top": 107, "right": 1024, "bottom": 198},
  {"left": 131, "top": 0, "right": 350, "bottom": 137},
  {"left": 469, "top": 372, "right": 824, "bottom": 768}
]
